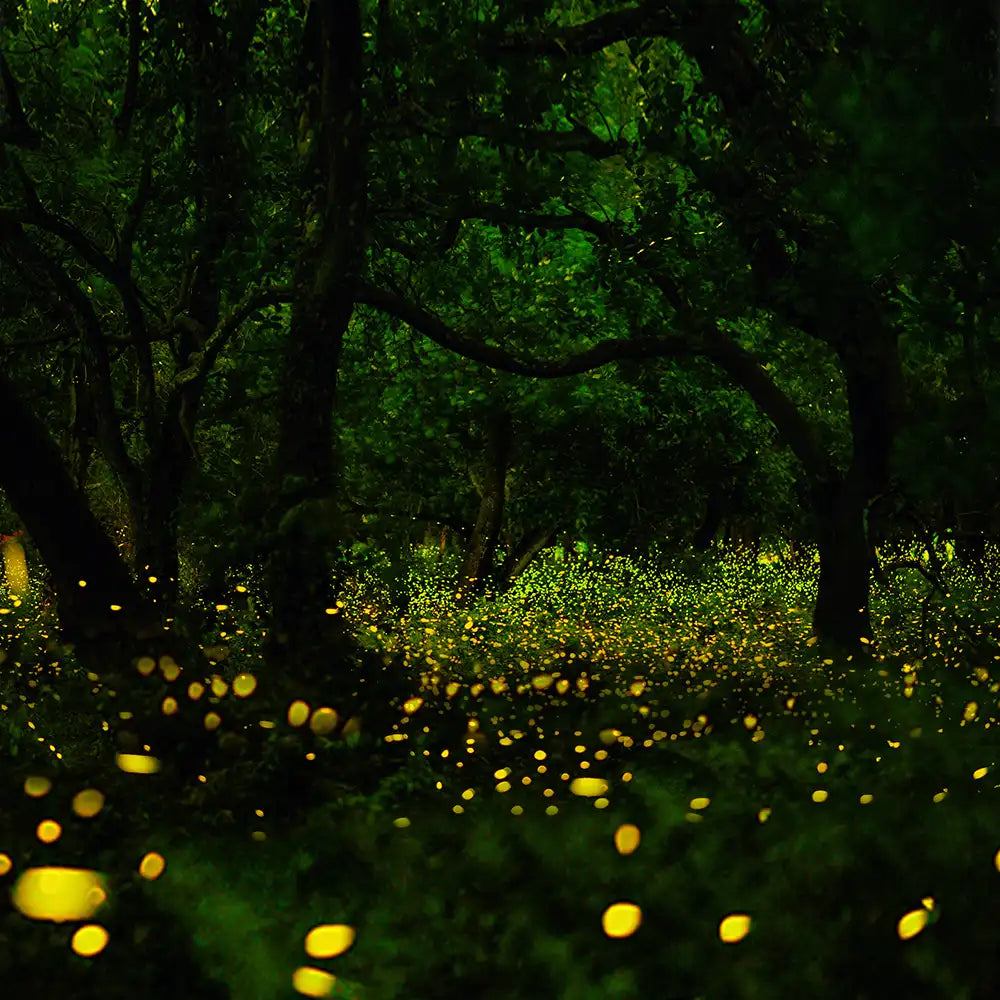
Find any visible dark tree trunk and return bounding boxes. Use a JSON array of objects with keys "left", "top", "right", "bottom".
[
  {"left": 809, "top": 321, "right": 902, "bottom": 650},
  {"left": 131, "top": 490, "right": 182, "bottom": 612},
  {"left": 0, "top": 368, "right": 160, "bottom": 649},
  {"left": 263, "top": 286, "right": 351, "bottom": 675},
  {"left": 954, "top": 510, "right": 989, "bottom": 578},
  {"left": 723, "top": 522, "right": 760, "bottom": 558},
  {"left": 700, "top": 452, "right": 756, "bottom": 552},
  {"left": 496, "top": 522, "right": 561, "bottom": 591},
  {"left": 62, "top": 352, "right": 96, "bottom": 490},
  {"left": 130, "top": 380, "right": 206, "bottom": 614},
  {"left": 57, "top": 4, "right": 251, "bottom": 618},
  {"left": 692, "top": 491, "right": 725, "bottom": 550},
  {"left": 261, "top": 0, "right": 386, "bottom": 721},
  {"left": 457, "top": 408, "right": 513, "bottom": 602},
  {"left": 0, "top": 367, "right": 256, "bottom": 800},
  {"left": 811, "top": 476, "right": 874, "bottom": 648}
]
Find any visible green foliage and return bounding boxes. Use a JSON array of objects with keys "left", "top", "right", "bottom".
[
  {"left": 4, "top": 536, "right": 1000, "bottom": 998},
  {"left": 3, "top": 0, "right": 1000, "bottom": 997}
]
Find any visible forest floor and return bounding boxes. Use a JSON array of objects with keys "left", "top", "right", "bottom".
[{"left": 2, "top": 541, "right": 1000, "bottom": 999}]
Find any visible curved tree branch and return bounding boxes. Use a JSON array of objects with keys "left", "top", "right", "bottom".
[
  {"left": 382, "top": 202, "right": 633, "bottom": 250},
  {"left": 118, "top": 146, "right": 153, "bottom": 270},
  {"left": 352, "top": 279, "right": 708, "bottom": 376},
  {"left": 485, "top": 2, "right": 678, "bottom": 58},
  {"left": 352, "top": 280, "right": 833, "bottom": 482}
]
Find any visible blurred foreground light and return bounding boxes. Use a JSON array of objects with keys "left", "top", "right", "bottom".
[{"left": 12, "top": 867, "right": 107, "bottom": 923}]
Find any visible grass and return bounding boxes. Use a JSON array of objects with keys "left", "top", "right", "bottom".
[{"left": 1, "top": 538, "right": 1000, "bottom": 997}]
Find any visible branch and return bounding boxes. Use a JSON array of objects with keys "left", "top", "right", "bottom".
[
  {"left": 217, "top": 283, "right": 294, "bottom": 343},
  {"left": 114, "top": 0, "right": 143, "bottom": 138},
  {"left": 0, "top": 215, "right": 142, "bottom": 502},
  {"left": 0, "top": 166, "right": 158, "bottom": 316},
  {"left": 0, "top": 331, "right": 75, "bottom": 353},
  {"left": 352, "top": 280, "right": 833, "bottom": 482},
  {"left": 385, "top": 201, "right": 632, "bottom": 249},
  {"left": 0, "top": 200, "right": 124, "bottom": 289},
  {"left": 377, "top": 110, "right": 627, "bottom": 158},
  {"left": 118, "top": 147, "right": 153, "bottom": 270},
  {"left": 485, "top": 2, "right": 678, "bottom": 58},
  {"left": 352, "top": 279, "right": 708, "bottom": 377},
  {"left": 697, "top": 326, "right": 834, "bottom": 482},
  {"left": 195, "top": 283, "right": 294, "bottom": 375},
  {"left": 377, "top": 196, "right": 701, "bottom": 319},
  {"left": 0, "top": 163, "right": 160, "bottom": 434},
  {"left": 160, "top": 282, "right": 295, "bottom": 401}
]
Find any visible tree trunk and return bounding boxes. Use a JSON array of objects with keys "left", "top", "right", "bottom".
[
  {"left": 263, "top": 288, "right": 351, "bottom": 672},
  {"left": 0, "top": 366, "right": 249, "bottom": 802},
  {"left": 811, "top": 476, "right": 874, "bottom": 648},
  {"left": 131, "top": 492, "right": 182, "bottom": 613},
  {"left": 497, "top": 522, "right": 561, "bottom": 591},
  {"left": 812, "top": 320, "right": 901, "bottom": 650},
  {"left": 692, "top": 491, "right": 725, "bottom": 550},
  {"left": 130, "top": 382, "right": 206, "bottom": 614},
  {"left": 0, "top": 368, "right": 160, "bottom": 649},
  {"left": 262, "top": 0, "right": 383, "bottom": 719},
  {"left": 61, "top": 352, "right": 96, "bottom": 490},
  {"left": 954, "top": 510, "right": 988, "bottom": 578},
  {"left": 723, "top": 522, "right": 760, "bottom": 558},
  {"left": 456, "top": 408, "right": 513, "bottom": 602},
  {"left": 122, "top": 1, "right": 254, "bottom": 615}
]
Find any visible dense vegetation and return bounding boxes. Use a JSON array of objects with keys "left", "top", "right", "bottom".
[
  {"left": 5, "top": 539, "right": 1000, "bottom": 998},
  {"left": 1, "top": 0, "right": 1000, "bottom": 997}
]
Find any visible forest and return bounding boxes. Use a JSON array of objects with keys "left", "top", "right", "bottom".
[{"left": 1, "top": 0, "right": 999, "bottom": 997}]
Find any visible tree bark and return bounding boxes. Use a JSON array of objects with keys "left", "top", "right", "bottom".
[
  {"left": 0, "top": 368, "right": 159, "bottom": 648},
  {"left": 124, "top": 6, "right": 258, "bottom": 613},
  {"left": 261, "top": 0, "right": 393, "bottom": 723},
  {"left": 954, "top": 510, "right": 989, "bottom": 578},
  {"left": 692, "top": 491, "right": 725, "bottom": 550},
  {"left": 129, "top": 378, "right": 206, "bottom": 613},
  {"left": 808, "top": 321, "right": 903, "bottom": 649},
  {"left": 811, "top": 475, "right": 874, "bottom": 648},
  {"left": 0, "top": 367, "right": 251, "bottom": 800},
  {"left": 497, "top": 522, "right": 561, "bottom": 590},
  {"left": 456, "top": 408, "right": 513, "bottom": 602},
  {"left": 61, "top": 352, "right": 96, "bottom": 490}
]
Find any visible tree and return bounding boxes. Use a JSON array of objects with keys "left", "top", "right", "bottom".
[
  {"left": 0, "top": 365, "right": 158, "bottom": 652},
  {"left": 3, "top": 0, "right": 996, "bottom": 676},
  {"left": 346, "top": 0, "right": 997, "bottom": 651},
  {"left": 256, "top": 0, "right": 375, "bottom": 702},
  {"left": 0, "top": 0, "right": 282, "bottom": 617}
]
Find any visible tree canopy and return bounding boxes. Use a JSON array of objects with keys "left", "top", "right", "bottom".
[{"left": 0, "top": 0, "right": 998, "bottom": 665}]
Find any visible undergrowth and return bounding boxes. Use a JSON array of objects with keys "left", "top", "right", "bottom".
[{"left": 1, "top": 539, "right": 1000, "bottom": 998}]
